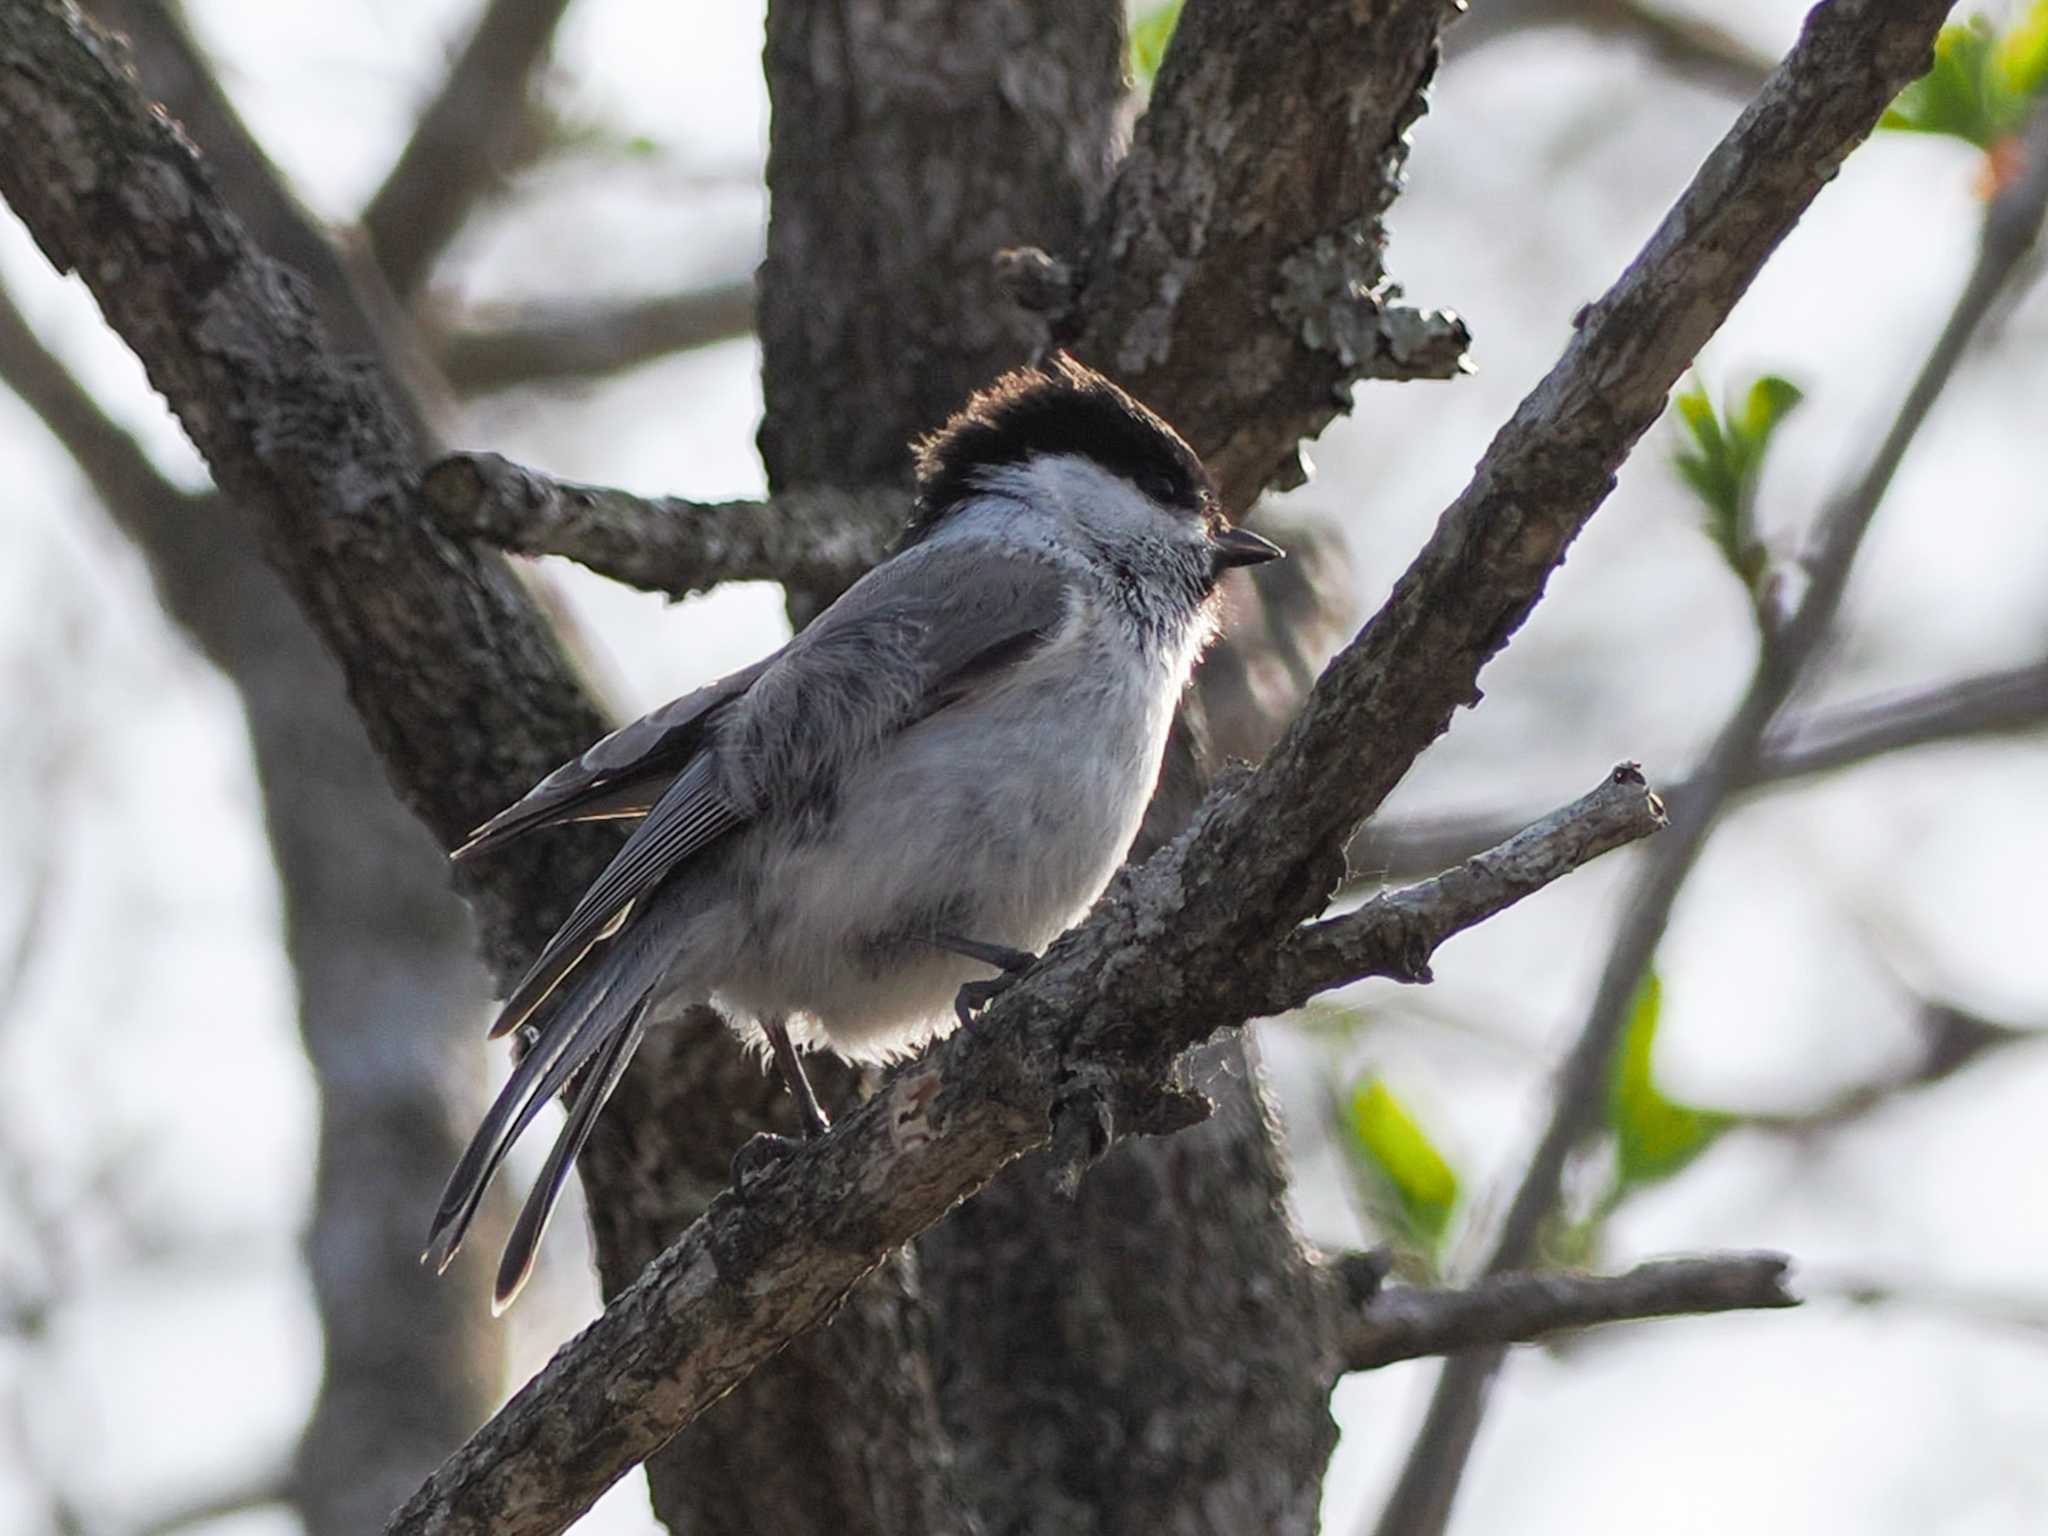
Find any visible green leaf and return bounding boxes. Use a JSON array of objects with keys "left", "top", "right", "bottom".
[
  {"left": 1668, "top": 373, "right": 1803, "bottom": 591},
  {"left": 1605, "top": 973, "right": 1735, "bottom": 1188},
  {"left": 1738, "top": 375, "right": 1805, "bottom": 445},
  {"left": 1882, "top": 18, "right": 2028, "bottom": 148},
  {"left": 1997, "top": 0, "right": 2048, "bottom": 99},
  {"left": 1345, "top": 1078, "right": 1459, "bottom": 1252},
  {"left": 1130, "top": 1, "right": 1184, "bottom": 89}
]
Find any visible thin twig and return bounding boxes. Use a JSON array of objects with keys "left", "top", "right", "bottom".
[
  {"left": 0, "top": 0, "right": 1950, "bottom": 1528},
  {"left": 1353, "top": 657, "right": 2048, "bottom": 879},
  {"left": 1269, "top": 766, "right": 1666, "bottom": 1009},
  {"left": 1369, "top": 99, "right": 2048, "bottom": 1536},
  {"left": 432, "top": 279, "right": 755, "bottom": 393},
  {"left": 362, "top": 0, "right": 579, "bottom": 299},
  {"left": 1335, "top": 1253, "right": 1797, "bottom": 1373},
  {"left": 1448, "top": 0, "right": 1776, "bottom": 99}
]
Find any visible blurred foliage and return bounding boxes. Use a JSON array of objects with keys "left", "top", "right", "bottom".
[
  {"left": 1343, "top": 1077, "right": 1460, "bottom": 1268},
  {"left": 1882, "top": 4, "right": 2048, "bottom": 150},
  {"left": 1605, "top": 973, "right": 1736, "bottom": 1190},
  {"left": 1131, "top": 1, "right": 1183, "bottom": 88},
  {"left": 1672, "top": 374, "right": 1804, "bottom": 592}
]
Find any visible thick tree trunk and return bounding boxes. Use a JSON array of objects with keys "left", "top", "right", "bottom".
[{"left": 679, "top": 4, "right": 1356, "bottom": 1532}]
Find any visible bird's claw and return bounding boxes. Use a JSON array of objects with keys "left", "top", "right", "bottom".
[
  {"left": 954, "top": 971, "right": 1022, "bottom": 1030},
  {"left": 729, "top": 1131, "right": 802, "bottom": 1197}
]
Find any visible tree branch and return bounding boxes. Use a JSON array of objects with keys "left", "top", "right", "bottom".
[
  {"left": 1064, "top": 0, "right": 1469, "bottom": 512},
  {"left": 1333, "top": 1253, "right": 1797, "bottom": 1374},
  {"left": 362, "top": 0, "right": 579, "bottom": 300},
  {"left": 381, "top": 766, "right": 1659, "bottom": 1536},
  {"left": 418, "top": 450, "right": 899, "bottom": 602},
  {"left": 0, "top": 0, "right": 1950, "bottom": 1529},
  {"left": 1370, "top": 94, "right": 2048, "bottom": 1536},
  {"left": 1269, "top": 765, "right": 1666, "bottom": 1010},
  {"left": 431, "top": 278, "right": 755, "bottom": 393},
  {"left": 1353, "top": 657, "right": 2048, "bottom": 879}
]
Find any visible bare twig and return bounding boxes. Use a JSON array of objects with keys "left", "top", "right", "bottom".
[
  {"left": 82, "top": 0, "right": 446, "bottom": 430},
  {"left": 1269, "top": 765, "right": 1666, "bottom": 1010},
  {"left": 1748, "top": 996, "right": 2042, "bottom": 1137},
  {"left": 1814, "top": 1271, "right": 2048, "bottom": 1340},
  {"left": 1448, "top": 0, "right": 1777, "bottom": 99},
  {"left": 418, "top": 450, "right": 898, "bottom": 602},
  {"left": 1370, "top": 99, "right": 2048, "bottom": 1536},
  {"left": 432, "top": 278, "right": 755, "bottom": 393},
  {"left": 1354, "top": 657, "right": 2048, "bottom": 879},
  {"left": 362, "top": 0, "right": 579, "bottom": 299},
  {"left": 1334, "top": 1253, "right": 1797, "bottom": 1373}
]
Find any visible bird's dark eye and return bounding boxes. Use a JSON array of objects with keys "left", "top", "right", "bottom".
[{"left": 1137, "top": 470, "right": 1181, "bottom": 505}]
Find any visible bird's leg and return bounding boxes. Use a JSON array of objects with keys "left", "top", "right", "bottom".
[
  {"left": 930, "top": 932, "right": 1041, "bottom": 1030},
  {"left": 763, "top": 1015, "right": 831, "bottom": 1140}
]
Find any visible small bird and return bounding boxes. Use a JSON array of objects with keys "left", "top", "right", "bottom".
[{"left": 426, "top": 352, "right": 1281, "bottom": 1308}]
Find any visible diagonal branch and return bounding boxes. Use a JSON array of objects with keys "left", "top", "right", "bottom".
[
  {"left": 1370, "top": 96, "right": 2048, "bottom": 1536},
  {"left": 382, "top": 770, "right": 1666, "bottom": 1536},
  {"left": 1333, "top": 1253, "right": 1797, "bottom": 1374},
  {"left": 431, "top": 278, "right": 755, "bottom": 394},
  {"left": 0, "top": 0, "right": 611, "bottom": 977},
  {"left": 362, "top": 0, "right": 580, "bottom": 300},
  {"left": 1269, "top": 765, "right": 1666, "bottom": 1010},
  {"left": 1110, "top": 0, "right": 1953, "bottom": 986}
]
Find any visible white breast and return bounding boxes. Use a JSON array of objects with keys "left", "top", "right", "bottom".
[{"left": 714, "top": 588, "right": 1193, "bottom": 1061}]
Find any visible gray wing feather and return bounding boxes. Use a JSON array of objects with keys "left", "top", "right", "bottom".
[
  {"left": 487, "top": 753, "right": 738, "bottom": 1038},
  {"left": 717, "top": 541, "right": 1075, "bottom": 815},
  {"left": 453, "top": 657, "right": 773, "bottom": 860}
]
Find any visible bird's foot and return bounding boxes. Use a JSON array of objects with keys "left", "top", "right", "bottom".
[
  {"left": 954, "top": 970, "right": 1025, "bottom": 1031},
  {"left": 730, "top": 1132, "right": 802, "bottom": 1197}
]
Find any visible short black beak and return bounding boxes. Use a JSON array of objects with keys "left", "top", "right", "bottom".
[{"left": 1210, "top": 526, "right": 1284, "bottom": 569}]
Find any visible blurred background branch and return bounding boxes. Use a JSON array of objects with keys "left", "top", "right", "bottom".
[{"left": 1370, "top": 94, "right": 2048, "bottom": 1536}]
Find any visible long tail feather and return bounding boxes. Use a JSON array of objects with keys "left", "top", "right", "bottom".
[
  {"left": 424, "top": 887, "right": 689, "bottom": 1285},
  {"left": 492, "top": 1000, "right": 650, "bottom": 1312},
  {"left": 422, "top": 963, "right": 625, "bottom": 1273}
]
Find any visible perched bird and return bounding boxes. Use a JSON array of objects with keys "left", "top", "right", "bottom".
[{"left": 427, "top": 352, "right": 1281, "bottom": 1308}]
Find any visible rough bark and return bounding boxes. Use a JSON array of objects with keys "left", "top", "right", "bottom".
[
  {"left": 0, "top": 2, "right": 1948, "bottom": 1534},
  {"left": 755, "top": 0, "right": 1126, "bottom": 496},
  {"left": 1332, "top": 1254, "right": 1796, "bottom": 1373},
  {"left": 605, "top": 4, "right": 1128, "bottom": 1531},
  {"left": 1063, "top": 0, "right": 1468, "bottom": 513},
  {"left": 375, "top": 0, "right": 1941, "bottom": 1521}
]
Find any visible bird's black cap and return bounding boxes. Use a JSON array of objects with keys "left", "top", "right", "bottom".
[{"left": 906, "top": 352, "right": 1217, "bottom": 545}]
